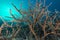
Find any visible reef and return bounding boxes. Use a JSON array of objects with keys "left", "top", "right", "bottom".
[{"left": 0, "top": 0, "right": 60, "bottom": 40}]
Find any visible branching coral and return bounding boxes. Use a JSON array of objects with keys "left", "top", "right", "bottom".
[{"left": 0, "top": 0, "right": 60, "bottom": 40}]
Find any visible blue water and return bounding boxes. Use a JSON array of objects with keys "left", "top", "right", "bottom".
[{"left": 0, "top": 0, "right": 60, "bottom": 25}]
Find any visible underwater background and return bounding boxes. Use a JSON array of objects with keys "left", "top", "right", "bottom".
[{"left": 0, "top": 0, "right": 60, "bottom": 23}]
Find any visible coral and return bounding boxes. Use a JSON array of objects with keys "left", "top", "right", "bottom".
[{"left": 0, "top": 0, "right": 60, "bottom": 40}]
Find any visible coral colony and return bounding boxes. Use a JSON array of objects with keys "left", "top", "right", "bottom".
[{"left": 0, "top": 0, "right": 60, "bottom": 40}]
